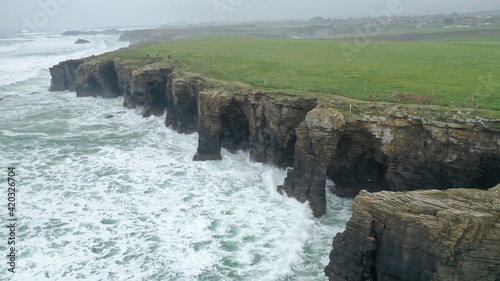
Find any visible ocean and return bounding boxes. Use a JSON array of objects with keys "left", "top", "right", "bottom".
[{"left": 0, "top": 31, "right": 353, "bottom": 281}]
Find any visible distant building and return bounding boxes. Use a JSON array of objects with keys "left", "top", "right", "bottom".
[{"left": 462, "top": 17, "right": 475, "bottom": 25}]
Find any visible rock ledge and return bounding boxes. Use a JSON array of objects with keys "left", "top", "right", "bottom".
[{"left": 325, "top": 185, "right": 500, "bottom": 281}]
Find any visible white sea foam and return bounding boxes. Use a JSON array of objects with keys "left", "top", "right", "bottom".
[
  {"left": 0, "top": 33, "right": 353, "bottom": 281},
  {"left": 0, "top": 33, "right": 127, "bottom": 88}
]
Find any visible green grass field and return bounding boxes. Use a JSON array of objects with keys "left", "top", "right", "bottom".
[{"left": 106, "top": 27, "right": 500, "bottom": 116}]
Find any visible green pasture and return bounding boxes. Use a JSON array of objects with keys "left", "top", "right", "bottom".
[{"left": 106, "top": 32, "right": 500, "bottom": 116}]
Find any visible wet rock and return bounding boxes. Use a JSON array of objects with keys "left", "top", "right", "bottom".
[
  {"left": 76, "top": 60, "right": 121, "bottom": 98},
  {"left": 193, "top": 90, "right": 317, "bottom": 167},
  {"left": 75, "top": 39, "right": 91, "bottom": 44},
  {"left": 325, "top": 185, "right": 500, "bottom": 281},
  {"left": 282, "top": 109, "right": 500, "bottom": 216},
  {"left": 165, "top": 76, "right": 201, "bottom": 134},
  {"left": 49, "top": 58, "right": 87, "bottom": 91},
  {"left": 119, "top": 66, "right": 173, "bottom": 117}
]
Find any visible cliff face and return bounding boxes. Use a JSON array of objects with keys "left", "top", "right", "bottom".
[
  {"left": 281, "top": 107, "right": 500, "bottom": 216},
  {"left": 193, "top": 91, "right": 317, "bottom": 167},
  {"left": 325, "top": 185, "right": 500, "bottom": 281},
  {"left": 120, "top": 67, "right": 173, "bottom": 117},
  {"left": 75, "top": 60, "right": 121, "bottom": 98},
  {"left": 50, "top": 58, "right": 500, "bottom": 219},
  {"left": 51, "top": 59, "right": 177, "bottom": 118},
  {"left": 279, "top": 108, "right": 347, "bottom": 217},
  {"left": 49, "top": 58, "right": 87, "bottom": 91},
  {"left": 165, "top": 76, "right": 200, "bottom": 134}
]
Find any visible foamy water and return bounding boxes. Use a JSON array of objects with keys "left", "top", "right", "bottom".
[{"left": 0, "top": 31, "right": 352, "bottom": 281}]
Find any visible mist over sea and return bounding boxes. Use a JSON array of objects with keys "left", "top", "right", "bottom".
[{"left": 0, "top": 31, "right": 352, "bottom": 281}]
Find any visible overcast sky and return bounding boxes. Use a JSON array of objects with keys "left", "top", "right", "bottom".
[{"left": 0, "top": 0, "right": 498, "bottom": 31}]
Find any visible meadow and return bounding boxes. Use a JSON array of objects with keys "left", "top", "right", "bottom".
[{"left": 107, "top": 25, "right": 500, "bottom": 115}]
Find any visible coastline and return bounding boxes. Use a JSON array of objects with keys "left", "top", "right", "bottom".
[{"left": 49, "top": 48, "right": 500, "bottom": 279}]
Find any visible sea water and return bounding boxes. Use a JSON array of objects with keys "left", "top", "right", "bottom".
[{"left": 0, "top": 31, "right": 353, "bottom": 281}]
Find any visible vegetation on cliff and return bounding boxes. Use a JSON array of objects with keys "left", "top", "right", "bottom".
[{"left": 100, "top": 28, "right": 500, "bottom": 118}]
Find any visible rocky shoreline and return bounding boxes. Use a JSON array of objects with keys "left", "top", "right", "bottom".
[
  {"left": 325, "top": 185, "right": 500, "bottom": 281},
  {"left": 49, "top": 56, "right": 500, "bottom": 279}
]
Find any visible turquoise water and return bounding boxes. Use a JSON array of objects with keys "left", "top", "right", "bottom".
[{"left": 0, "top": 32, "right": 352, "bottom": 280}]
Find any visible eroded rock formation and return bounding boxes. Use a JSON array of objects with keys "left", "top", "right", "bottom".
[
  {"left": 325, "top": 185, "right": 500, "bottom": 281},
  {"left": 50, "top": 59, "right": 180, "bottom": 118},
  {"left": 193, "top": 91, "right": 317, "bottom": 167},
  {"left": 75, "top": 60, "right": 121, "bottom": 98},
  {"left": 50, "top": 57, "right": 500, "bottom": 219},
  {"left": 120, "top": 67, "right": 173, "bottom": 117},
  {"left": 49, "top": 58, "right": 87, "bottom": 91},
  {"left": 281, "top": 106, "right": 500, "bottom": 216},
  {"left": 49, "top": 53, "right": 500, "bottom": 281},
  {"left": 165, "top": 76, "right": 201, "bottom": 133}
]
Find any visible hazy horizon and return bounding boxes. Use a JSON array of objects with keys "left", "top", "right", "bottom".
[{"left": 0, "top": 0, "right": 499, "bottom": 32}]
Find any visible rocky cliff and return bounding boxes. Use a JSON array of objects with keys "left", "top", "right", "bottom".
[
  {"left": 49, "top": 54, "right": 500, "bottom": 279},
  {"left": 49, "top": 58, "right": 87, "bottom": 91},
  {"left": 280, "top": 104, "right": 500, "bottom": 217},
  {"left": 193, "top": 91, "right": 317, "bottom": 166},
  {"left": 50, "top": 57, "right": 500, "bottom": 219},
  {"left": 325, "top": 185, "right": 500, "bottom": 281},
  {"left": 120, "top": 66, "right": 173, "bottom": 117},
  {"left": 165, "top": 76, "right": 202, "bottom": 134},
  {"left": 50, "top": 59, "right": 173, "bottom": 117},
  {"left": 75, "top": 60, "right": 121, "bottom": 98}
]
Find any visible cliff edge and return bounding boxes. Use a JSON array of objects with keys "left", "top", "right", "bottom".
[
  {"left": 49, "top": 56, "right": 500, "bottom": 218},
  {"left": 325, "top": 185, "right": 500, "bottom": 281},
  {"left": 280, "top": 103, "right": 500, "bottom": 217}
]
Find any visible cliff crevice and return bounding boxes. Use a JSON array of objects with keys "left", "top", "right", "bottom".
[
  {"left": 193, "top": 91, "right": 317, "bottom": 167},
  {"left": 281, "top": 109, "right": 500, "bottom": 216}
]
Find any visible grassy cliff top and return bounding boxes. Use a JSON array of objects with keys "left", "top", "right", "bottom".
[{"left": 100, "top": 28, "right": 500, "bottom": 118}]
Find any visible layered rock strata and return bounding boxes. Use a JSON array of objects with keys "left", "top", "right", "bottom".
[
  {"left": 75, "top": 60, "right": 121, "bottom": 99},
  {"left": 281, "top": 107, "right": 500, "bottom": 216},
  {"left": 193, "top": 91, "right": 317, "bottom": 167},
  {"left": 165, "top": 76, "right": 201, "bottom": 134},
  {"left": 325, "top": 185, "right": 500, "bottom": 281},
  {"left": 49, "top": 58, "right": 87, "bottom": 91},
  {"left": 50, "top": 58, "right": 500, "bottom": 218},
  {"left": 50, "top": 59, "right": 191, "bottom": 120},
  {"left": 120, "top": 67, "right": 173, "bottom": 117}
]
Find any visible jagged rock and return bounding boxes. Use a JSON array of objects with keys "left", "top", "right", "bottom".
[
  {"left": 75, "top": 60, "right": 121, "bottom": 98},
  {"left": 165, "top": 76, "right": 201, "bottom": 134},
  {"left": 193, "top": 91, "right": 232, "bottom": 161},
  {"left": 325, "top": 185, "right": 500, "bottom": 281},
  {"left": 282, "top": 109, "right": 500, "bottom": 216},
  {"left": 279, "top": 107, "right": 346, "bottom": 217},
  {"left": 193, "top": 90, "right": 317, "bottom": 167},
  {"left": 49, "top": 54, "right": 500, "bottom": 219},
  {"left": 105, "top": 114, "right": 114, "bottom": 119},
  {"left": 76, "top": 61, "right": 173, "bottom": 116},
  {"left": 75, "top": 39, "right": 91, "bottom": 44},
  {"left": 120, "top": 67, "right": 173, "bottom": 117},
  {"left": 49, "top": 58, "right": 87, "bottom": 91}
]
